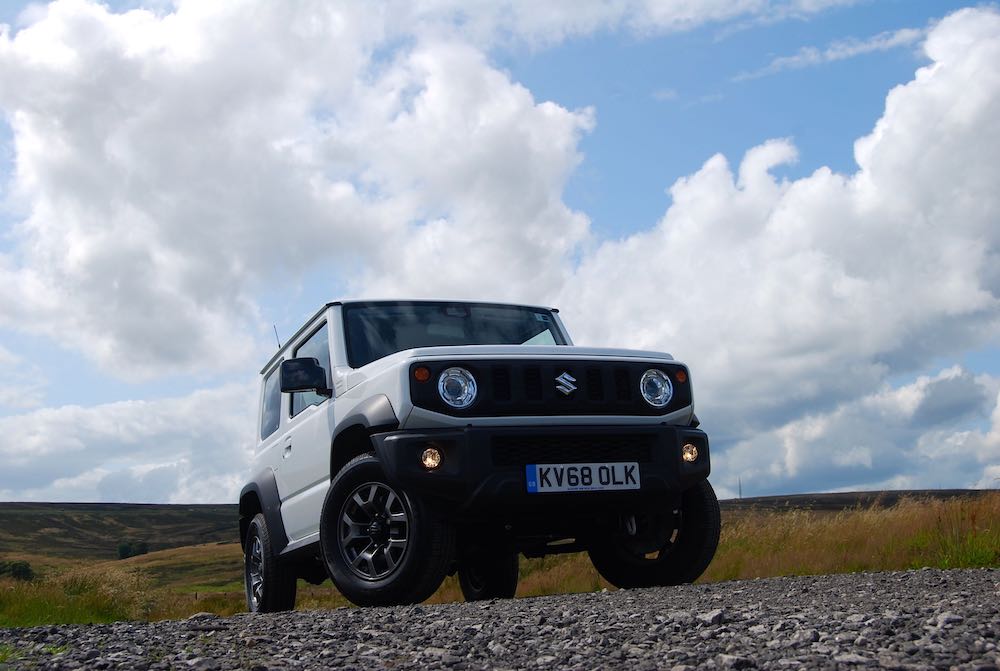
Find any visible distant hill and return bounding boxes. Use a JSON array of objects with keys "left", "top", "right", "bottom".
[
  {"left": 0, "top": 502, "right": 236, "bottom": 560},
  {"left": 0, "top": 490, "right": 990, "bottom": 561},
  {"left": 721, "top": 489, "right": 988, "bottom": 512}
]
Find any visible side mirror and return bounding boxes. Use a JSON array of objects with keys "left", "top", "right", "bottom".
[{"left": 280, "top": 358, "right": 331, "bottom": 396}]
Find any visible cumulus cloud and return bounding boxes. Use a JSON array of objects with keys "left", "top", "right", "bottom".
[
  {"left": 345, "top": 42, "right": 594, "bottom": 301},
  {"left": 0, "top": 2, "right": 998, "bottom": 501},
  {"left": 0, "top": 1, "right": 386, "bottom": 377},
  {"left": 0, "top": 383, "right": 254, "bottom": 502},
  {"left": 0, "top": 0, "right": 898, "bottom": 382},
  {"left": 716, "top": 368, "right": 1000, "bottom": 496},
  {"left": 548, "top": 7, "right": 1000, "bottom": 494},
  {"left": 557, "top": 7, "right": 1000, "bottom": 436},
  {"left": 0, "top": 1, "right": 599, "bottom": 378}
]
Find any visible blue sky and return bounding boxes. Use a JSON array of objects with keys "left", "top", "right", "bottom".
[
  {"left": 503, "top": 0, "right": 968, "bottom": 235},
  {"left": 0, "top": 1, "right": 998, "bottom": 502}
]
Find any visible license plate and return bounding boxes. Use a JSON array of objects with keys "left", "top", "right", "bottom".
[{"left": 525, "top": 462, "right": 640, "bottom": 493}]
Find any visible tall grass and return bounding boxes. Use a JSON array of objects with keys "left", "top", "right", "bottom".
[
  {"left": 479, "top": 492, "right": 1000, "bottom": 598},
  {"left": 1, "top": 493, "right": 996, "bottom": 627},
  {"left": 0, "top": 566, "right": 154, "bottom": 627},
  {"left": 504, "top": 492, "right": 1000, "bottom": 593},
  {"left": 704, "top": 492, "right": 999, "bottom": 581}
]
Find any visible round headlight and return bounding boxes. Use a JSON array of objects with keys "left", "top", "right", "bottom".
[
  {"left": 438, "top": 367, "right": 477, "bottom": 409},
  {"left": 639, "top": 369, "right": 673, "bottom": 408}
]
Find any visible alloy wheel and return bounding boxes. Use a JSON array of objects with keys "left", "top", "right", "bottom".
[
  {"left": 247, "top": 535, "right": 264, "bottom": 610},
  {"left": 339, "top": 481, "right": 410, "bottom": 580}
]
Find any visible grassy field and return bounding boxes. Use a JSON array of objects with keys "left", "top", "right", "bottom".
[
  {"left": 0, "top": 503, "right": 235, "bottom": 560},
  {"left": 1, "top": 491, "right": 997, "bottom": 627}
]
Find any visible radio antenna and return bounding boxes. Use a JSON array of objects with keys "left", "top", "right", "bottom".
[{"left": 273, "top": 324, "right": 282, "bottom": 349}]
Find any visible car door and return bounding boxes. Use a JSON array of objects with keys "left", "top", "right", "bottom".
[
  {"left": 256, "top": 359, "right": 290, "bottom": 541},
  {"left": 274, "top": 319, "right": 336, "bottom": 542}
]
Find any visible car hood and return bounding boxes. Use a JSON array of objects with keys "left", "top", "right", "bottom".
[{"left": 400, "top": 344, "right": 674, "bottom": 361}]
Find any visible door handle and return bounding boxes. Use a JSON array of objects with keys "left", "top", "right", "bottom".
[{"left": 283, "top": 444, "right": 292, "bottom": 459}]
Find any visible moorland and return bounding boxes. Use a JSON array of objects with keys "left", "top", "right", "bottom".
[{"left": 0, "top": 490, "right": 996, "bottom": 627}]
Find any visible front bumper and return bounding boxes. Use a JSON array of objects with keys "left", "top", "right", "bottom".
[{"left": 371, "top": 424, "right": 710, "bottom": 515}]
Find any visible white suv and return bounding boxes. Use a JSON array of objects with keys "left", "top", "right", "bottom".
[{"left": 239, "top": 300, "right": 718, "bottom": 611}]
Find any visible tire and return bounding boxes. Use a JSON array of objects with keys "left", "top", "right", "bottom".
[
  {"left": 319, "top": 453, "right": 455, "bottom": 606},
  {"left": 458, "top": 551, "right": 519, "bottom": 601},
  {"left": 244, "top": 512, "right": 297, "bottom": 612},
  {"left": 588, "top": 479, "right": 720, "bottom": 589}
]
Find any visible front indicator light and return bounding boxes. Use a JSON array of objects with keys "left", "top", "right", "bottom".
[
  {"left": 682, "top": 443, "right": 699, "bottom": 463},
  {"left": 413, "top": 366, "right": 431, "bottom": 383},
  {"left": 421, "top": 447, "right": 442, "bottom": 470}
]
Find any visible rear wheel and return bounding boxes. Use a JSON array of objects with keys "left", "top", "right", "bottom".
[
  {"left": 459, "top": 551, "right": 519, "bottom": 601},
  {"left": 588, "top": 479, "right": 720, "bottom": 588},
  {"left": 320, "top": 453, "right": 455, "bottom": 606},
  {"left": 244, "top": 513, "right": 297, "bottom": 612}
]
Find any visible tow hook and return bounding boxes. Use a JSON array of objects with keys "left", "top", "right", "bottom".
[{"left": 624, "top": 515, "right": 638, "bottom": 536}]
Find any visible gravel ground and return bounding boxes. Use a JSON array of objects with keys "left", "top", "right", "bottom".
[{"left": 2, "top": 569, "right": 998, "bottom": 670}]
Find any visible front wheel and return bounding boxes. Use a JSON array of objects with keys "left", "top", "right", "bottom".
[
  {"left": 458, "top": 551, "right": 519, "bottom": 601},
  {"left": 244, "top": 513, "right": 297, "bottom": 612},
  {"left": 319, "top": 453, "right": 455, "bottom": 606},
  {"left": 588, "top": 479, "right": 720, "bottom": 589}
]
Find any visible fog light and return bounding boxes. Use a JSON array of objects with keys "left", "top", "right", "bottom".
[
  {"left": 682, "top": 443, "right": 699, "bottom": 463},
  {"left": 421, "top": 447, "right": 442, "bottom": 470}
]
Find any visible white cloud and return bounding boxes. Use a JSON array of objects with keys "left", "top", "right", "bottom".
[
  {"left": 0, "top": 1, "right": 393, "bottom": 377},
  {"left": 974, "top": 464, "right": 1000, "bottom": 490},
  {"left": 0, "top": 343, "right": 45, "bottom": 410},
  {"left": 0, "top": 0, "right": 896, "bottom": 381},
  {"left": 683, "top": 92, "right": 725, "bottom": 108},
  {"left": 380, "top": 0, "right": 864, "bottom": 47},
  {"left": 0, "top": 3, "right": 998, "bottom": 501},
  {"left": 0, "top": 1, "right": 599, "bottom": 379},
  {"left": 556, "top": 7, "right": 1000, "bottom": 433},
  {"left": 0, "top": 344, "right": 17, "bottom": 365},
  {"left": 344, "top": 41, "right": 595, "bottom": 301},
  {"left": 0, "top": 383, "right": 254, "bottom": 502},
  {"left": 734, "top": 26, "right": 925, "bottom": 80},
  {"left": 714, "top": 369, "right": 1000, "bottom": 497},
  {"left": 652, "top": 87, "right": 678, "bottom": 102}
]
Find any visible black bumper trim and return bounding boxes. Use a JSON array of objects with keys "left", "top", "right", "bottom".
[{"left": 371, "top": 424, "right": 710, "bottom": 515}]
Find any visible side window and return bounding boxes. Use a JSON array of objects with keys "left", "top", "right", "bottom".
[
  {"left": 260, "top": 366, "right": 281, "bottom": 440},
  {"left": 291, "top": 323, "right": 331, "bottom": 417}
]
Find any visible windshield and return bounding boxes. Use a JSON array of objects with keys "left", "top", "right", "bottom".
[{"left": 343, "top": 301, "right": 568, "bottom": 368}]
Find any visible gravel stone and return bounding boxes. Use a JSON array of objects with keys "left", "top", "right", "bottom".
[
  {"left": 697, "top": 608, "right": 726, "bottom": 626},
  {"left": 1, "top": 569, "right": 998, "bottom": 669}
]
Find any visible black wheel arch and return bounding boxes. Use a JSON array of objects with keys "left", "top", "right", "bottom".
[
  {"left": 239, "top": 469, "right": 288, "bottom": 553},
  {"left": 329, "top": 394, "right": 399, "bottom": 478}
]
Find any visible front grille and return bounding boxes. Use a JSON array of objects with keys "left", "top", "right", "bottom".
[
  {"left": 492, "top": 367, "right": 511, "bottom": 401},
  {"left": 409, "top": 359, "right": 691, "bottom": 417},
  {"left": 614, "top": 367, "right": 631, "bottom": 401},
  {"left": 586, "top": 367, "right": 604, "bottom": 401},
  {"left": 491, "top": 434, "right": 655, "bottom": 466},
  {"left": 524, "top": 366, "right": 543, "bottom": 400}
]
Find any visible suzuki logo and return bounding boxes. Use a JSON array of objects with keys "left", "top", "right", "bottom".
[{"left": 555, "top": 372, "right": 577, "bottom": 396}]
